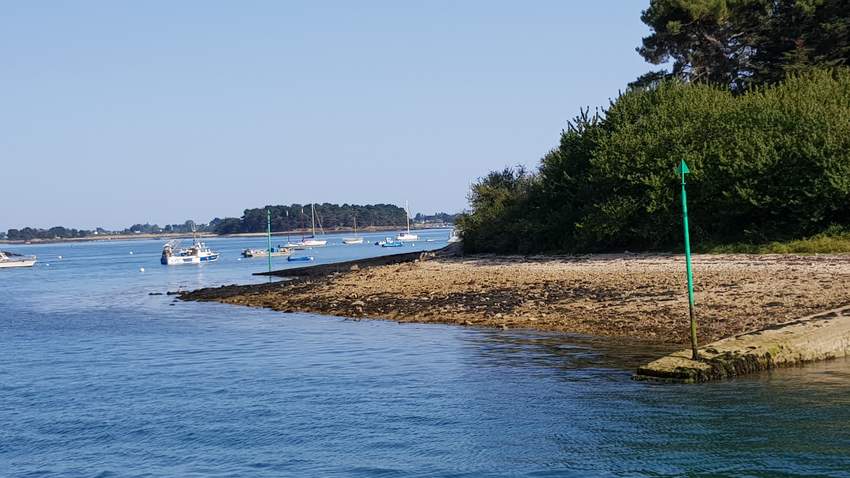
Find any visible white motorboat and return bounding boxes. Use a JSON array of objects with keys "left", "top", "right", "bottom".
[
  {"left": 448, "top": 228, "right": 461, "bottom": 243},
  {"left": 161, "top": 239, "right": 220, "bottom": 265},
  {"left": 395, "top": 201, "right": 418, "bottom": 242},
  {"left": 0, "top": 251, "right": 37, "bottom": 268}
]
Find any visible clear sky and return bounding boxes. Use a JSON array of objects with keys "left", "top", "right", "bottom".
[{"left": 1, "top": 1, "right": 653, "bottom": 231}]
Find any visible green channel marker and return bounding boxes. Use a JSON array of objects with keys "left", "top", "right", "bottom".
[
  {"left": 679, "top": 160, "right": 699, "bottom": 360},
  {"left": 267, "top": 208, "right": 272, "bottom": 276}
]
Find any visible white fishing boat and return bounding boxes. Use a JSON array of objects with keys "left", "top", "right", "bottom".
[
  {"left": 448, "top": 228, "right": 461, "bottom": 243},
  {"left": 0, "top": 251, "right": 37, "bottom": 268},
  {"left": 161, "top": 237, "right": 220, "bottom": 265},
  {"left": 395, "top": 201, "right": 419, "bottom": 242},
  {"left": 342, "top": 216, "right": 364, "bottom": 245}
]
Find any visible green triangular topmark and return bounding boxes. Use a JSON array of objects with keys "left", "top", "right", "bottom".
[{"left": 679, "top": 160, "right": 690, "bottom": 175}]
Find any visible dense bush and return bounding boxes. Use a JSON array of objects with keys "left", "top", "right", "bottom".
[{"left": 458, "top": 70, "right": 850, "bottom": 254}]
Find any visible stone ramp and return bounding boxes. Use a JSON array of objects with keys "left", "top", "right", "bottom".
[
  {"left": 634, "top": 305, "right": 850, "bottom": 383},
  {"left": 253, "top": 243, "right": 461, "bottom": 278}
]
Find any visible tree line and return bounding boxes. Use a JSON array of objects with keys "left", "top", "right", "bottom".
[
  {"left": 212, "top": 203, "right": 410, "bottom": 234},
  {"left": 3, "top": 221, "right": 212, "bottom": 241},
  {"left": 2, "top": 203, "right": 448, "bottom": 240}
]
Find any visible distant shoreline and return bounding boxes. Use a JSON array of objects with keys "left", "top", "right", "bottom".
[{"left": 0, "top": 225, "right": 453, "bottom": 245}]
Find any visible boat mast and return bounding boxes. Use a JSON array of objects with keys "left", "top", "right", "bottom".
[
  {"left": 406, "top": 201, "right": 411, "bottom": 234},
  {"left": 311, "top": 203, "right": 316, "bottom": 238}
]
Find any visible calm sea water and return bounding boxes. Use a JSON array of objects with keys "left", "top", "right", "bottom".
[{"left": 3, "top": 230, "right": 850, "bottom": 477}]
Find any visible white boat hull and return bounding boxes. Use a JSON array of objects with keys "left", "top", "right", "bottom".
[
  {"left": 242, "top": 248, "right": 291, "bottom": 258},
  {"left": 163, "top": 253, "right": 219, "bottom": 265},
  {"left": 396, "top": 233, "right": 418, "bottom": 241},
  {"left": 302, "top": 239, "right": 327, "bottom": 247},
  {"left": 342, "top": 238, "right": 364, "bottom": 245},
  {"left": 0, "top": 259, "right": 36, "bottom": 268}
]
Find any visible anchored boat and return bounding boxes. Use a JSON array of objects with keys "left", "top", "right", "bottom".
[
  {"left": 378, "top": 237, "right": 404, "bottom": 248},
  {"left": 287, "top": 255, "right": 314, "bottom": 262},
  {"left": 0, "top": 251, "right": 37, "bottom": 268},
  {"left": 342, "top": 216, "right": 364, "bottom": 245},
  {"left": 289, "top": 204, "right": 328, "bottom": 247},
  {"left": 395, "top": 201, "right": 418, "bottom": 242},
  {"left": 241, "top": 246, "right": 292, "bottom": 258},
  {"left": 161, "top": 239, "right": 220, "bottom": 265}
]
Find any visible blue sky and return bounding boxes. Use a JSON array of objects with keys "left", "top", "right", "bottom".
[{"left": 1, "top": 1, "right": 653, "bottom": 230}]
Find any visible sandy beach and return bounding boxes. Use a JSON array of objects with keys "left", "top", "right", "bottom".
[{"left": 181, "top": 253, "right": 850, "bottom": 345}]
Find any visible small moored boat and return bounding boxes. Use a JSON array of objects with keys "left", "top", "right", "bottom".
[
  {"left": 241, "top": 247, "right": 292, "bottom": 258},
  {"left": 342, "top": 216, "right": 364, "bottom": 245},
  {"left": 161, "top": 239, "right": 220, "bottom": 265},
  {"left": 298, "top": 203, "right": 328, "bottom": 247},
  {"left": 287, "top": 255, "right": 314, "bottom": 262},
  {"left": 395, "top": 201, "right": 418, "bottom": 242},
  {"left": 380, "top": 238, "right": 404, "bottom": 248}
]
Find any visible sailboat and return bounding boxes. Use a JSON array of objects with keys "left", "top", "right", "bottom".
[
  {"left": 302, "top": 204, "right": 328, "bottom": 246},
  {"left": 343, "top": 216, "right": 364, "bottom": 245},
  {"left": 395, "top": 201, "right": 419, "bottom": 242},
  {"left": 289, "top": 204, "right": 327, "bottom": 247}
]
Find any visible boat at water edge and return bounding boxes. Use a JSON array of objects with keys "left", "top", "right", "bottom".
[
  {"left": 0, "top": 251, "right": 37, "bottom": 268},
  {"left": 380, "top": 238, "right": 404, "bottom": 248},
  {"left": 241, "top": 247, "right": 292, "bottom": 258},
  {"left": 343, "top": 216, "right": 364, "bottom": 245},
  {"left": 289, "top": 204, "right": 328, "bottom": 247},
  {"left": 161, "top": 239, "right": 220, "bottom": 265},
  {"left": 395, "top": 201, "right": 419, "bottom": 242},
  {"left": 287, "top": 255, "right": 314, "bottom": 262}
]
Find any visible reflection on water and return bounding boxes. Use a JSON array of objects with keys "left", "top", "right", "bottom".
[
  {"left": 467, "top": 330, "right": 678, "bottom": 374},
  {"left": 2, "top": 234, "right": 850, "bottom": 476}
]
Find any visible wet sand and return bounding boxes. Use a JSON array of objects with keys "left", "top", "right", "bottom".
[{"left": 181, "top": 253, "right": 850, "bottom": 345}]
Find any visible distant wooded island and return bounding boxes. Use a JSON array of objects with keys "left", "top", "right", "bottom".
[{"left": 1, "top": 204, "right": 459, "bottom": 241}]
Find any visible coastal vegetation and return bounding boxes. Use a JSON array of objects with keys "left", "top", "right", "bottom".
[
  {"left": 459, "top": 0, "right": 850, "bottom": 254},
  {"left": 3, "top": 204, "right": 458, "bottom": 241},
  {"left": 705, "top": 227, "right": 850, "bottom": 254},
  {"left": 635, "top": 0, "right": 850, "bottom": 90},
  {"left": 4, "top": 221, "right": 211, "bottom": 241},
  {"left": 213, "top": 203, "right": 412, "bottom": 234}
]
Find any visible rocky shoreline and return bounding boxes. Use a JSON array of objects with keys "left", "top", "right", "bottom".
[{"left": 180, "top": 252, "right": 850, "bottom": 345}]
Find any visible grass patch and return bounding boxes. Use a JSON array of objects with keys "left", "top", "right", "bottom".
[{"left": 702, "top": 231, "right": 850, "bottom": 254}]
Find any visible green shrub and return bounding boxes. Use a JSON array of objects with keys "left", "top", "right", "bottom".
[{"left": 460, "top": 70, "right": 850, "bottom": 254}]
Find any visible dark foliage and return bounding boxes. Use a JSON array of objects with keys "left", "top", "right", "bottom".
[
  {"left": 214, "top": 203, "right": 409, "bottom": 234},
  {"left": 459, "top": 70, "right": 850, "bottom": 253},
  {"left": 635, "top": 0, "right": 850, "bottom": 91}
]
